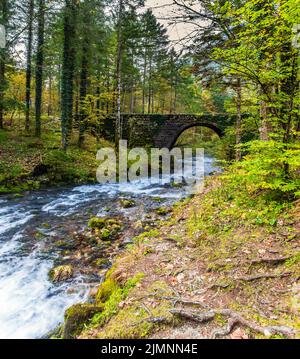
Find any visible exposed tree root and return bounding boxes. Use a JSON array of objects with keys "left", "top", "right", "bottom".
[
  {"left": 235, "top": 272, "right": 291, "bottom": 282},
  {"left": 250, "top": 257, "right": 291, "bottom": 266},
  {"left": 205, "top": 283, "right": 230, "bottom": 291},
  {"left": 170, "top": 309, "right": 216, "bottom": 323},
  {"left": 160, "top": 296, "right": 209, "bottom": 309},
  {"left": 169, "top": 308, "right": 296, "bottom": 338}
]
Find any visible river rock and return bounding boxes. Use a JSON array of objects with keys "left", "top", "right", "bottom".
[
  {"left": 88, "top": 216, "right": 123, "bottom": 241},
  {"left": 120, "top": 198, "right": 136, "bottom": 208},
  {"left": 122, "top": 237, "right": 133, "bottom": 246},
  {"left": 63, "top": 303, "right": 103, "bottom": 339},
  {"left": 88, "top": 217, "right": 107, "bottom": 229},
  {"left": 49, "top": 265, "right": 74, "bottom": 283}
]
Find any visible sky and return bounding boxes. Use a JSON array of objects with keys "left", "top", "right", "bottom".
[{"left": 145, "top": 0, "right": 199, "bottom": 49}]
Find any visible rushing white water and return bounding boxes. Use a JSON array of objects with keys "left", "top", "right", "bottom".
[{"left": 0, "top": 156, "right": 219, "bottom": 339}]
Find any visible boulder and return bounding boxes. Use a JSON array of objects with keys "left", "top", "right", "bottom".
[{"left": 49, "top": 265, "right": 73, "bottom": 283}]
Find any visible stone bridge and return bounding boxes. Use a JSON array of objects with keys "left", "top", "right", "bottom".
[{"left": 101, "top": 114, "right": 236, "bottom": 149}]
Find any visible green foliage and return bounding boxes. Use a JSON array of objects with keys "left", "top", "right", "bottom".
[
  {"left": 43, "top": 149, "right": 95, "bottom": 183},
  {"left": 0, "top": 129, "right": 101, "bottom": 193},
  {"left": 226, "top": 141, "right": 300, "bottom": 198}
]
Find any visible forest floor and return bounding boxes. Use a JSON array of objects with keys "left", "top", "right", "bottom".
[
  {"left": 0, "top": 125, "right": 108, "bottom": 194},
  {"left": 72, "top": 176, "right": 300, "bottom": 340}
]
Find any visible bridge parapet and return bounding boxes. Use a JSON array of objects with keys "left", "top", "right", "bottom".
[{"left": 102, "top": 114, "right": 236, "bottom": 149}]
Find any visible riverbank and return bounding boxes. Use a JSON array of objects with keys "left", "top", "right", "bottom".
[
  {"left": 60, "top": 172, "right": 300, "bottom": 339},
  {"left": 0, "top": 155, "right": 221, "bottom": 338},
  {"left": 0, "top": 128, "right": 109, "bottom": 194}
]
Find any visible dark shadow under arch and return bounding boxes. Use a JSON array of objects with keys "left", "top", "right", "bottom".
[{"left": 169, "top": 122, "right": 223, "bottom": 149}]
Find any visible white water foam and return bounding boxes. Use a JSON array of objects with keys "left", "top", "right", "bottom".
[
  {"left": 0, "top": 203, "right": 88, "bottom": 339},
  {"left": 0, "top": 207, "right": 34, "bottom": 235},
  {"left": 0, "top": 243, "right": 88, "bottom": 339}
]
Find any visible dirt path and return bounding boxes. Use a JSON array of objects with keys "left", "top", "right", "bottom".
[{"left": 80, "top": 182, "right": 300, "bottom": 339}]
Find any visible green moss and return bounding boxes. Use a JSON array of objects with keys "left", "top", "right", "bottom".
[
  {"left": 100, "top": 228, "right": 112, "bottom": 240},
  {"left": 132, "top": 229, "right": 160, "bottom": 243},
  {"left": 88, "top": 217, "right": 106, "bottom": 229},
  {"left": 94, "top": 281, "right": 174, "bottom": 339},
  {"left": 94, "top": 258, "right": 110, "bottom": 268},
  {"left": 143, "top": 247, "right": 154, "bottom": 256},
  {"left": 45, "top": 324, "right": 63, "bottom": 339},
  {"left": 88, "top": 217, "right": 123, "bottom": 241},
  {"left": 152, "top": 197, "right": 165, "bottom": 203},
  {"left": 285, "top": 253, "right": 300, "bottom": 267},
  {"left": 120, "top": 199, "right": 136, "bottom": 208},
  {"left": 155, "top": 207, "right": 171, "bottom": 216},
  {"left": 96, "top": 278, "right": 119, "bottom": 304},
  {"left": 170, "top": 182, "right": 185, "bottom": 188},
  {"left": 0, "top": 129, "right": 105, "bottom": 194},
  {"left": 91, "top": 273, "right": 144, "bottom": 328},
  {"left": 63, "top": 303, "right": 103, "bottom": 339}
]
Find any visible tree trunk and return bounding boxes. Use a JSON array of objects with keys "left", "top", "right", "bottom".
[
  {"left": 130, "top": 83, "right": 134, "bottom": 113},
  {"left": 259, "top": 99, "right": 269, "bottom": 141},
  {"left": 48, "top": 74, "right": 52, "bottom": 117},
  {"left": 105, "top": 60, "right": 110, "bottom": 114},
  {"left": 0, "top": 0, "right": 8, "bottom": 129},
  {"left": 61, "top": 0, "right": 77, "bottom": 151},
  {"left": 115, "top": 0, "right": 124, "bottom": 146},
  {"left": 0, "top": 52, "right": 5, "bottom": 129},
  {"left": 78, "top": 42, "right": 89, "bottom": 148},
  {"left": 25, "top": 0, "right": 34, "bottom": 132},
  {"left": 35, "top": 0, "right": 45, "bottom": 138},
  {"left": 130, "top": 52, "right": 135, "bottom": 113},
  {"left": 142, "top": 48, "right": 147, "bottom": 114},
  {"left": 148, "top": 57, "right": 152, "bottom": 114},
  {"left": 235, "top": 78, "right": 242, "bottom": 161},
  {"left": 96, "top": 72, "right": 101, "bottom": 116}
]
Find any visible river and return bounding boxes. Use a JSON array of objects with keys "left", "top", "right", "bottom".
[{"left": 0, "top": 155, "right": 219, "bottom": 339}]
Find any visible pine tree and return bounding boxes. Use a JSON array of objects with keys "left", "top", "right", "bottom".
[
  {"left": 35, "top": 0, "right": 45, "bottom": 137},
  {"left": 25, "top": 0, "right": 34, "bottom": 132},
  {"left": 0, "top": 0, "right": 8, "bottom": 129},
  {"left": 61, "top": 0, "right": 77, "bottom": 151}
]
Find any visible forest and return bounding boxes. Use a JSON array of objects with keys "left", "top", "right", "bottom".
[{"left": 0, "top": 0, "right": 300, "bottom": 341}]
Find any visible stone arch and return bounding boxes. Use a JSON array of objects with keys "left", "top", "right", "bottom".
[
  {"left": 169, "top": 123, "right": 223, "bottom": 149},
  {"left": 155, "top": 121, "right": 223, "bottom": 149}
]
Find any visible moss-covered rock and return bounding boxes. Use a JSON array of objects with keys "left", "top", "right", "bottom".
[
  {"left": 43, "top": 324, "right": 63, "bottom": 339},
  {"left": 88, "top": 217, "right": 106, "bottom": 230},
  {"left": 155, "top": 206, "right": 172, "bottom": 216},
  {"left": 94, "top": 258, "right": 110, "bottom": 269},
  {"left": 63, "top": 303, "right": 103, "bottom": 339},
  {"left": 48, "top": 265, "right": 73, "bottom": 283},
  {"left": 88, "top": 216, "right": 123, "bottom": 241},
  {"left": 96, "top": 278, "right": 119, "bottom": 304},
  {"left": 120, "top": 199, "right": 136, "bottom": 208}
]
